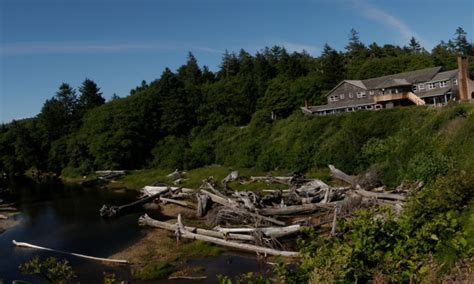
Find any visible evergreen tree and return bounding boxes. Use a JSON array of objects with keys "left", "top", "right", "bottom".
[
  {"left": 78, "top": 78, "right": 105, "bottom": 115},
  {"left": 38, "top": 83, "right": 79, "bottom": 142},
  {"left": 320, "top": 44, "right": 345, "bottom": 89},
  {"left": 452, "top": 27, "right": 471, "bottom": 55},
  {"left": 408, "top": 36, "right": 422, "bottom": 54}
]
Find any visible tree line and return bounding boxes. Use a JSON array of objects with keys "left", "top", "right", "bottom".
[{"left": 1, "top": 27, "right": 473, "bottom": 177}]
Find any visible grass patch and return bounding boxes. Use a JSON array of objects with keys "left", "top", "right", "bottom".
[
  {"left": 132, "top": 262, "right": 176, "bottom": 280},
  {"left": 178, "top": 240, "right": 223, "bottom": 259},
  {"left": 113, "top": 168, "right": 172, "bottom": 190}
]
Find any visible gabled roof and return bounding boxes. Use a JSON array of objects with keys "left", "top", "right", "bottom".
[
  {"left": 429, "top": 69, "right": 458, "bottom": 82},
  {"left": 345, "top": 80, "right": 366, "bottom": 89},
  {"left": 327, "top": 80, "right": 366, "bottom": 95},
  {"left": 361, "top": 66, "right": 442, "bottom": 90},
  {"left": 375, "top": 78, "right": 411, "bottom": 89}
]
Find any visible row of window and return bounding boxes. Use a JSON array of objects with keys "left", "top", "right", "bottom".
[
  {"left": 330, "top": 79, "right": 458, "bottom": 102},
  {"left": 412, "top": 79, "right": 457, "bottom": 92},
  {"left": 330, "top": 91, "right": 370, "bottom": 101}
]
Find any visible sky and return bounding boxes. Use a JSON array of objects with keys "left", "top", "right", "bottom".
[{"left": 0, "top": 0, "right": 473, "bottom": 123}]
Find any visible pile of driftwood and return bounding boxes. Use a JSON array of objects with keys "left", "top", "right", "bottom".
[
  {"left": 103, "top": 165, "right": 421, "bottom": 257},
  {"left": 96, "top": 170, "right": 126, "bottom": 181}
]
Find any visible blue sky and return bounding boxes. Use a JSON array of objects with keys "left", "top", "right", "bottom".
[{"left": 1, "top": 0, "right": 473, "bottom": 123}]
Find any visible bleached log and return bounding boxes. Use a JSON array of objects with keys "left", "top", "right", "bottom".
[
  {"left": 331, "top": 206, "right": 340, "bottom": 236},
  {"left": 0, "top": 214, "right": 7, "bottom": 219},
  {"left": 201, "top": 189, "right": 285, "bottom": 226},
  {"left": 250, "top": 176, "right": 293, "bottom": 185},
  {"left": 171, "top": 214, "right": 299, "bottom": 257},
  {"left": 222, "top": 171, "right": 239, "bottom": 184},
  {"left": 0, "top": 207, "right": 17, "bottom": 212},
  {"left": 159, "top": 197, "right": 194, "bottom": 209},
  {"left": 167, "top": 169, "right": 186, "bottom": 181},
  {"left": 143, "top": 186, "right": 194, "bottom": 197},
  {"left": 328, "top": 165, "right": 357, "bottom": 187},
  {"left": 355, "top": 189, "right": 406, "bottom": 201},
  {"left": 95, "top": 170, "right": 126, "bottom": 175},
  {"left": 139, "top": 214, "right": 254, "bottom": 241},
  {"left": 200, "top": 189, "right": 239, "bottom": 207},
  {"left": 12, "top": 240, "right": 129, "bottom": 264},
  {"left": 214, "top": 224, "right": 301, "bottom": 238},
  {"left": 258, "top": 203, "right": 333, "bottom": 216},
  {"left": 196, "top": 194, "right": 210, "bottom": 217}
]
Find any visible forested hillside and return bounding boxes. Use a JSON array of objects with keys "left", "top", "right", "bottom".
[
  {"left": 1, "top": 28, "right": 473, "bottom": 177},
  {"left": 1, "top": 28, "right": 474, "bottom": 282}
]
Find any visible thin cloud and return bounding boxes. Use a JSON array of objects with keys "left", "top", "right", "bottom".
[
  {"left": 351, "top": 0, "right": 432, "bottom": 48},
  {"left": 0, "top": 41, "right": 223, "bottom": 56}
]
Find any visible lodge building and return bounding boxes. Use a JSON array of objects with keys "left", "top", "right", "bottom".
[{"left": 302, "top": 57, "right": 474, "bottom": 115}]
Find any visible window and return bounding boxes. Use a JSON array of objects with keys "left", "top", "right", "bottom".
[
  {"left": 369, "top": 90, "right": 375, "bottom": 96},
  {"left": 340, "top": 94, "right": 345, "bottom": 99},
  {"left": 428, "top": 82, "right": 437, "bottom": 89},
  {"left": 329, "top": 95, "right": 339, "bottom": 102},
  {"left": 349, "top": 93, "right": 353, "bottom": 98},
  {"left": 439, "top": 81, "right": 447, "bottom": 88},
  {"left": 366, "top": 105, "right": 373, "bottom": 110},
  {"left": 356, "top": 91, "right": 367, "bottom": 98},
  {"left": 412, "top": 85, "right": 417, "bottom": 92},
  {"left": 375, "top": 104, "right": 383, "bottom": 110},
  {"left": 419, "top": 84, "right": 425, "bottom": 90},
  {"left": 453, "top": 79, "right": 458, "bottom": 85}
]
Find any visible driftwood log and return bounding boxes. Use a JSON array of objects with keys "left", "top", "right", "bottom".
[
  {"left": 355, "top": 189, "right": 406, "bottom": 201},
  {"left": 213, "top": 224, "right": 301, "bottom": 238},
  {"left": 140, "top": 214, "right": 299, "bottom": 257},
  {"left": 13, "top": 240, "right": 129, "bottom": 264},
  {"left": 100, "top": 188, "right": 169, "bottom": 217},
  {"left": 139, "top": 214, "right": 255, "bottom": 241},
  {"left": 258, "top": 203, "right": 333, "bottom": 216},
  {"left": 328, "top": 165, "right": 358, "bottom": 187}
]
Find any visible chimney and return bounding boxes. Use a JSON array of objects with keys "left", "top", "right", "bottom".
[{"left": 457, "top": 56, "right": 470, "bottom": 101}]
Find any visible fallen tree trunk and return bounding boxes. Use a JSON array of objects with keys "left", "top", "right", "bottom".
[
  {"left": 12, "top": 240, "right": 129, "bottom": 264},
  {"left": 258, "top": 203, "right": 333, "bottom": 216},
  {"left": 173, "top": 214, "right": 299, "bottom": 257},
  {"left": 143, "top": 186, "right": 194, "bottom": 196},
  {"left": 250, "top": 176, "right": 293, "bottom": 185},
  {"left": 355, "top": 189, "right": 406, "bottom": 201},
  {"left": 329, "top": 165, "right": 358, "bottom": 187},
  {"left": 200, "top": 189, "right": 239, "bottom": 208},
  {"left": 139, "top": 214, "right": 254, "bottom": 241},
  {"left": 100, "top": 189, "right": 168, "bottom": 217},
  {"left": 159, "top": 197, "right": 195, "bottom": 209},
  {"left": 213, "top": 224, "right": 301, "bottom": 238}
]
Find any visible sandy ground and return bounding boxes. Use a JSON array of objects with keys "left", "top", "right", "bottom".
[
  {"left": 0, "top": 212, "right": 21, "bottom": 234},
  {"left": 109, "top": 204, "right": 199, "bottom": 265}
]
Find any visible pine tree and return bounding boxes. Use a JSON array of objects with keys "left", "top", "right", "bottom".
[
  {"left": 452, "top": 27, "right": 471, "bottom": 55},
  {"left": 320, "top": 44, "right": 345, "bottom": 89},
  {"left": 78, "top": 78, "right": 105, "bottom": 114},
  {"left": 408, "top": 37, "right": 422, "bottom": 54}
]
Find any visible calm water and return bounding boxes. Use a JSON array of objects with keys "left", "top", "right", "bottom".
[{"left": 0, "top": 180, "right": 269, "bottom": 283}]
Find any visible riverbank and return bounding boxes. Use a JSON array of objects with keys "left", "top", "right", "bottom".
[
  {"left": 0, "top": 211, "right": 20, "bottom": 234},
  {"left": 109, "top": 203, "right": 224, "bottom": 280}
]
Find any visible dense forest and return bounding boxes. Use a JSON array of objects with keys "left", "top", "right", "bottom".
[
  {"left": 1, "top": 27, "right": 473, "bottom": 177},
  {"left": 1, "top": 28, "right": 474, "bottom": 282}
]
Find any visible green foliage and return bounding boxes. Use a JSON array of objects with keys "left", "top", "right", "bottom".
[
  {"left": 178, "top": 240, "right": 223, "bottom": 258},
  {"left": 19, "top": 256, "right": 76, "bottom": 283},
  {"left": 132, "top": 262, "right": 176, "bottom": 280},
  {"left": 217, "top": 272, "right": 271, "bottom": 284}
]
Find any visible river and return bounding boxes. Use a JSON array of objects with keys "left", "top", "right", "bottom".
[{"left": 0, "top": 179, "right": 269, "bottom": 283}]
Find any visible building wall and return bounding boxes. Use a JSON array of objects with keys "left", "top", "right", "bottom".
[{"left": 327, "top": 82, "right": 374, "bottom": 108}]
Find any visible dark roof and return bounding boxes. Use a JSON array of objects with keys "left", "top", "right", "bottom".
[
  {"left": 417, "top": 87, "right": 452, "bottom": 98},
  {"left": 361, "top": 66, "right": 442, "bottom": 90},
  {"left": 429, "top": 69, "right": 458, "bottom": 82}
]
